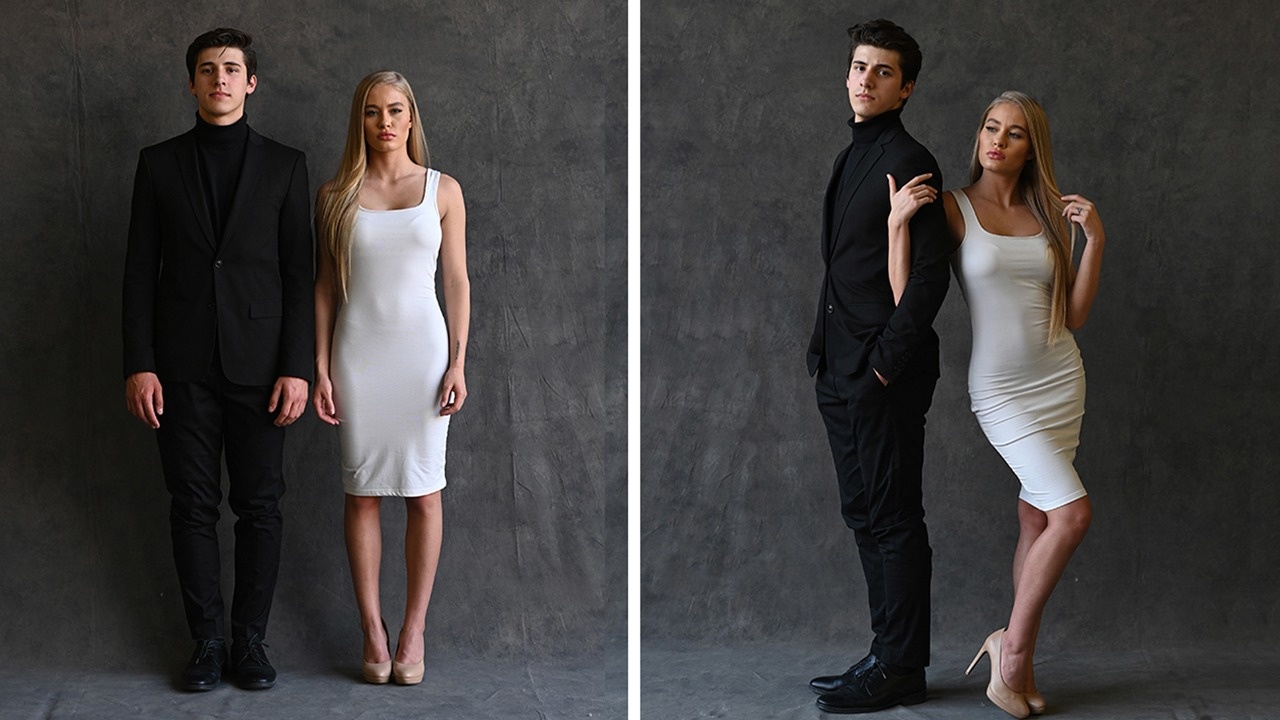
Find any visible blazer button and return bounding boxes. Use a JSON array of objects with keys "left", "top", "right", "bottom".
[
  {"left": 213, "top": 260, "right": 223, "bottom": 269},
  {"left": 826, "top": 304, "right": 834, "bottom": 314}
]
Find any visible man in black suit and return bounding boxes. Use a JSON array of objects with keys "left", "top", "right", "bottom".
[
  {"left": 122, "top": 28, "right": 313, "bottom": 692},
  {"left": 805, "top": 19, "right": 951, "bottom": 714}
]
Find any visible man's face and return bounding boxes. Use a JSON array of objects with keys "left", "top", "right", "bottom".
[
  {"left": 188, "top": 46, "right": 256, "bottom": 125},
  {"left": 846, "top": 45, "right": 912, "bottom": 122}
]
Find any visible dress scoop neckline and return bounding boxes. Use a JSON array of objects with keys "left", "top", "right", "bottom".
[
  {"left": 357, "top": 170, "right": 430, "bottom": 213},
  {"left": 957, "top": 188, "right": 1045, "bottom": 240}
]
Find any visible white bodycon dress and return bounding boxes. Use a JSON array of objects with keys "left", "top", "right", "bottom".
[
  {"left": 950, "top": 189, "right": 1087, "bottom": 511},
  {"left": 332, "top": 169, "right": 450, "bottom": 496}
]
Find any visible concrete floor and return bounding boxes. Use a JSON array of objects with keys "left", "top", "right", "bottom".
[
  {"left": 1, "top": 641, "right": 626, "bottom": 720},
  {"left": 641, "top": 640, "right": 1280, "bottom": 719}
]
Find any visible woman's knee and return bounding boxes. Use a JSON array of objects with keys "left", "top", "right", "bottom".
[
  {"left": 346, "top": 494, "right": 382, "bottom": 515},
  {"left": 1017, "top": 501, "right": 1049, "bottom": 534},
  {"left": 1053, "top": 498, "right": 1092, "bottom": 541},
  {"left": 404, "top": 491, "right": 442, "bottom": 518}
]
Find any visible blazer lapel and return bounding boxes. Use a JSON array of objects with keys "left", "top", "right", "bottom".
[
  {"left": 221, "top": 128, "right": 265, "bottom": 247},
  {"left": 822, "top": 144, "right": 851, "bottom": 262},
  {"left": 175, "top": 132, "right": 217, "bottom": 249},
  {"left": 828, "top": 123, "right": 902, "bottom": 257}
]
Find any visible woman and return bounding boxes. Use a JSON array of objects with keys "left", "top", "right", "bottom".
[
  {"left": 313, "top": 71, "right": 470, "bottom": 686},
  {"left": 888, "top": 91, "right": 1105, "bottom": 718}
]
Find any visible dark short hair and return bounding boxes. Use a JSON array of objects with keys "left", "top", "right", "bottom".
[
  {"left": 186, "top": 28, "right": 256, "bottom": 82},
  {"left": 846, "top": 19, "right": 922, "bottom": 86}
]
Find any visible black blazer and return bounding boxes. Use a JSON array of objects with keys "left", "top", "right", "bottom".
[
  {"left": 122, "top": 126, "right": 314, "bottom": 386},
  {"left": 807, "top": 116, "right": 950, "bottom": 382}
]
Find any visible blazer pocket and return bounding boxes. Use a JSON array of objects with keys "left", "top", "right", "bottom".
[{"left": 249, "top": 300, "right": 283, "bottom": 318}]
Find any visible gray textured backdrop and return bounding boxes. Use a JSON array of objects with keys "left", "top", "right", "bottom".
[
  {"left": 0, "top": 0, "right": 624, "bottom": 671},
  {"left": 642, "top": 0, "right": 1280, "bottom": 653}
]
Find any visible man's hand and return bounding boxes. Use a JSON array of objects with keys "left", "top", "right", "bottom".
[
  {"left": 126, "top": 372, "right": 164, "bottom": 429},
  {"left": 268, "top": 376, "right": 309, "bottom": 427}
]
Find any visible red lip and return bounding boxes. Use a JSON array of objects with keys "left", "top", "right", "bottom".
[
  {"left": 378, "top": 133, "right": 395, "bottom": 140},
  {"left": 986, "top": 150, "right": 1004, "bottom": 160},
  {"left": 856, "top": 93, "right": 873, "bottom": 100}
]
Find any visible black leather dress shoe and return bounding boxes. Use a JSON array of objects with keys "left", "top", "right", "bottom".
[
  {"left": 181, "top": 638, "right": 227, "bottom": 692},
  {"left": 815, "top": 660, "right": 926, "bottom": 714},
  {"left": 810, "top": 652, "right": 877, "bottom": 694},
  {"left": 232, "top": 635, "right": 277, "bottom": 690}
]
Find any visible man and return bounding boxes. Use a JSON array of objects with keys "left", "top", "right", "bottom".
[
  {"left": 122, "top": 28, "right": 313, "bottom": 692},
  {"left": 805, "top": 19, "right": 951, "bottom": 714}
]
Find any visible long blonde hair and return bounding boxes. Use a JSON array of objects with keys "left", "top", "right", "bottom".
[
  {"left": 318, "top": 71, "right": 429, "bottom": 299},
  {"left": 968, "top": 91, "right": 1076, "bottom": 341}
]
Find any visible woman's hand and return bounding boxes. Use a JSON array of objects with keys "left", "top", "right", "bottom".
[
  {"left": 439, "top": 367, "right": 467, "bottom": 417},
  {"left": 313, "top": 375, "right": 339, "bottom": 425},
  {"left": 888, "top": 173, "right": 936, "bottom": 227},
  {"left": 1061, "top": 193, "right": 1104, "bottom": 243}
]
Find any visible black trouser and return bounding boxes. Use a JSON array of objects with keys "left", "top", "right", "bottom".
[
  {"left": 155, "top": 361, "right": 285, "bottom": 643},
  {"left": 816, "top": 365, "right": 936, "bottom": 668}
]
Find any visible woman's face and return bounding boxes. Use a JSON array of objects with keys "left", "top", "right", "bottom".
[
  {"left": 363, "top": 84, "right": 413, "bottom": 154},
  {"left": 977, "top": 102, "right": 1033, "bottom": 176}
]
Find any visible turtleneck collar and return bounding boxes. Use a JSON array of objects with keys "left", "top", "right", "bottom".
[
  {"left": 194, "top": 113, "right": 249, "bottom": 146},
  {"left": 847, "top": 107, "right": 903, "bottom": 146}
]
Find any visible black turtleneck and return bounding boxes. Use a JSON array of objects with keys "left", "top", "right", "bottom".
[
  {"left": 193, "top": 113, "right": 249, "bottom": 243},
  {"left": 835, "top": 107, "right": 904, "bottom": 201}
]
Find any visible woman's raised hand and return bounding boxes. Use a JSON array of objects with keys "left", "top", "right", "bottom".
[
  {"left": 888, "top": 173, "right": 936, "bottom": 227},
  {"left": 1061, "top": 193, "right": 1104, "bottom": 243}
]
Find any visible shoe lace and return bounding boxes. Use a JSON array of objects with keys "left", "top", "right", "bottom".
[
  {"left": 845, "top": 656, "right": 878, "bottom": 680},
  {"left": 240, "top": 638, "right": 271, "bottom": 666},
  {"left": 192, "top": 639, "right": 224, "bottom": 663}
]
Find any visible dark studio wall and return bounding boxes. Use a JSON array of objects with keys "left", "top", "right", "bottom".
[
  {"left": 0, "top": 0, "right": 625, "bottom": 669},
  {"left": 641, "top": 0, "right": 1280, "bottom": 651}
]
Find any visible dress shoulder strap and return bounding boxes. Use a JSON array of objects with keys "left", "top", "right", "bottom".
[
  {"left": 948, "top": 189, "right": 979, "bottom": 231},
  {"left": 426, "top": 168, "right": 441, "bottom": 214}
]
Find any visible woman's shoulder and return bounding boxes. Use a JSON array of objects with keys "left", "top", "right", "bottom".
[
  {"left": 434, "top": 171, "right": 464, "bottom": 204},
  {"left": 434, "top": 170, "right": 461, "bottom": 191},
  {"left": 941, "top": 187, "right": 967, "bottom": 247}
]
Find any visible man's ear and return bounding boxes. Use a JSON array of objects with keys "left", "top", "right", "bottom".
[{"left": 898, "top": 79, "right": 915, "bottom": 103}]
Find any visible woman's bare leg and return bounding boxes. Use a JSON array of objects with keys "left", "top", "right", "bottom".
[
  {"left": 345, "top": 494, "right": 390, "bottom": 663},
  {"left": 397, "top": 491, "right": 443, "bottom": 664},
  {"left": 1012, "top": 500, "right": 1049, "bottom": 693},
  {"left": 1002, "top": 496, "right": 1091, "bottom": 693}
]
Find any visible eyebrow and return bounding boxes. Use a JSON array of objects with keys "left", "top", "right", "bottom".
[
  {"left": 985, "top": 119, "right": 1028, "bottom": 133},
  {"left": 853, "top": 60, "right": 897, "bottom": 72},
  {"left": 197, "top": 60, "right": 242, "bottom": 69},
  {"left": 365, "top": 101, "right": 407, "bottom": 109}
]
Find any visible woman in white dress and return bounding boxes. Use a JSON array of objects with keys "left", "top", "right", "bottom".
[
  {"left": 313, "top": 71, "right": 469, "bottom": 686},
  {"left": 888, "top": 91, "right": 1105, "bottom": 718}
]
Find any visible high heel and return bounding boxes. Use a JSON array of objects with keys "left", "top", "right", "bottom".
[
  {"left": 362, "top": 619, "right": 392, "bottom": 684},
  {"left": 392, "top": 658, "right": 424, "bottom": 685},
  {"left": 393, "top": 628, "right": 425, "bottom": 686},
  {"left": 965, "top": 628, "right": 1029, "bottom": 719},
  {"left": 1026, "top": 690, "right": 1045, "bottom": 715}
]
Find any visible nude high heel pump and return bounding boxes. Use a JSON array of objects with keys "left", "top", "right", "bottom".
[
  {"left": 965, "top": 628, "right": 1029, "bottom": 719},
  {"left": 393, "top": 657, "right": 425, "bottom": 686},
  {"left": 1026, "top": 690, "right": 1046, "bottom": 715},
  {"left": 393, "top": 629, "right": 425, "bottom": 686},
  {"left": 362, "top": 619, "right": 392, "bottom": 684}
]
